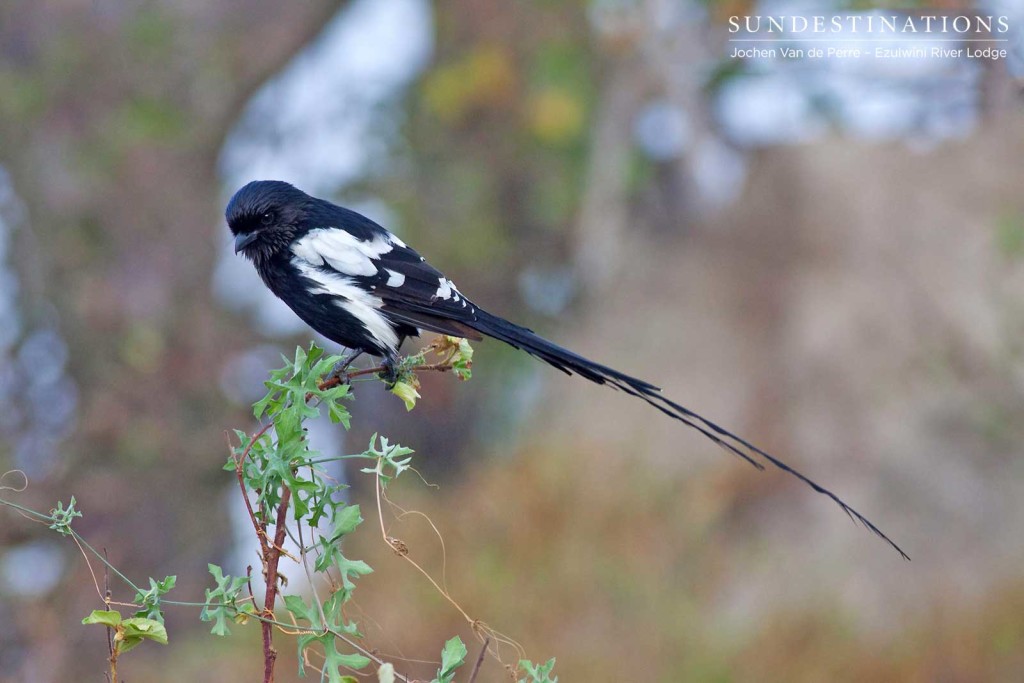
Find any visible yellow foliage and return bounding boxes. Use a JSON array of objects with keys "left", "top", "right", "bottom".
[
  {"left": 526, "top": 87, "right": 585, "bottom": 145},
  {"left": 422, "top": 45, "right": 517, "bottom": 124}
]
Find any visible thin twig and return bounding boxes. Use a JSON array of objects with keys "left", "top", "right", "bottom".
[
  {"left": 70, "top": 532, "right": 105, "bottom": 603},
  {"left": 234, "top": 422, "right": 284, "bottom": 683},
  {"left": 233, "top": 423, "right": 274, "bottom": 557},
  {"left": 103, "top": 548, "right": 116, "bottom": 683},
  {"left": 70, "top": 531, "right": 143, "bottom": 594},
  {"left": 382, "top": 493, "right": 451, "bottom": 594},
  {"left": 0, "top": 469, "right": 28, "bottom": 492},
  {"left": 468, "top": 636, "right": 491, "bottom": 683},
  {"left": 317, "top": 360, "right": 457, "bottom": 392},
  {"left": 373, "top": 473, "right": 524, "bottom": 664}
]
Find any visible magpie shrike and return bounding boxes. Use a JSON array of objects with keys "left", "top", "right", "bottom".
[{"left": 227, "top": 180, "right": 906, "bottom": 559}]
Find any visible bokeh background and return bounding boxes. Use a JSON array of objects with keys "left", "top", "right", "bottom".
[{"left": 2, "top": 0, "right": 1024, "bottom": 680}]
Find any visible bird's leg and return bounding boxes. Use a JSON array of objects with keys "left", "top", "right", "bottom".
[
  {"left": 379, "top": 354, "right": 401, "bottom": 387},
  {"left": 327, "top": 350, "right": 364, "bottom": 382}
]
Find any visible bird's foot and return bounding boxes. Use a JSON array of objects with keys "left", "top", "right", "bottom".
[
  {"left": 326, "top": 351, "right": 363, "bottom": 384},
  {"left": 378, "top": 356, "right": 401, "bottom": 387}
]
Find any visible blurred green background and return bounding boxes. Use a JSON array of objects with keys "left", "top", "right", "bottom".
[{"left": 2, "top": 0, "right": 1024, "bottom": 680}]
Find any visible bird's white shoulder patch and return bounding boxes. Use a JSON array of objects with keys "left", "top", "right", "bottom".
[
  {"left": 384, "top": 269, "right": 406, "bottom": 287},
  {"left": 292, "top": 229, "right": 394, "bottom": 278},
  {"left": 293, "top": 260, "right": 400, "bottom": 354}
]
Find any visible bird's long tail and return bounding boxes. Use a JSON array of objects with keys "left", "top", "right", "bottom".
[{"left": 468, "top": 309, "right": 908, "bottom": 559}]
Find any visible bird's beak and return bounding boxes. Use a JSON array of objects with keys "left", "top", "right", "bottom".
[{"left": 234, "top": 232, "right": 259, "bottom": 254}]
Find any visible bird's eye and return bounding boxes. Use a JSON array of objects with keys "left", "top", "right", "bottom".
[{"left": 260, "top": 211, "right": 274, "bottom": 226}]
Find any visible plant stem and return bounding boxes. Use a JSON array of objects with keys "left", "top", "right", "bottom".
[
  {"left": 262, "top": 484, "right": 291, "bottom": 683},
  {"left": 468, "top": 636, "right": 490, "bottom": 683}
]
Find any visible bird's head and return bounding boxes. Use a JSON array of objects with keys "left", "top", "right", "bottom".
[{"left": 226, "top": 180, "right": 311, "bottom": 264}]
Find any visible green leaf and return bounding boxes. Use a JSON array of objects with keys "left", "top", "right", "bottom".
[
  {"left": 449, "top": 337, "right": 474, "bottom": 381},
  {"left": 118, "top": 617, "right": 169, "bottom": 653},
  {"left": 300, "top": 481, "right": 340, "bottom": 528},
  {"left": 360, "top": 434, "right": 414, "bottom": 485},
  {"left": 49, "top": 496, "right": 83, "bottom": 536},
  {"left": 286, "top": 594, "right": 370, "bottom": 681},
  {"left": 253, "top": 390, "right": 274, "bottom": 419},
  {"left": 322, "top": 589, "right": 360, "bottom": 636},
  {"left": 314, "top": 533, "right": 374, "bottom": 588},
  {"left": 328, "top": 397, "right": 352, "bottom": 427},
  {"left": 200, "top": 564, "right": 250, "bottom": 636},
  {"left": 325, "top": 644, "right": 371, "bottom": 676},
  {"left": 434, "top": 636, "right": 468, "bottom": 683},
  {"left": 312, "top": 507, "right": 370, "bottom": 581},
  {"left": 133, "top": 575, "right": 176, "bottom": 623},
  {"left": 390, "top": 380, "right": 421, "bottom": 411},
  {"left": 330, "top": 504, "right": 363, "bottom": 539},
  {"left": 293, "top": 345, "right": 308, "bottom": 374},
  {"left": 82, "top": 609, "right": 122, "bottom": 628},
  {"left": 284, "top": 594, "right": 321, "bottom": 630},
  {"left": 82, "top": 611, "right": 168, "bottom": 655},
  {"left": 518, "top": 657, "right": 558, "bottom": 683},
  {"left": 335, "top": 556, "right": 374, "bottom": 591}
]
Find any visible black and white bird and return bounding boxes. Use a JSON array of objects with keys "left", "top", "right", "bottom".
[{"left": 227, "top": 180, "right": 906, "bottom": 559}]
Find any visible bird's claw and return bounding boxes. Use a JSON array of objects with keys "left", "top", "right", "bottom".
[
  {"left": 378, "top": 357, "right": 401, "bottom": 387},
  {"left": 325, "top": 351, "right": 363, "bottom": 385},
  {"left": 326, "top": 360, "right": 352, "bottom": 385}
]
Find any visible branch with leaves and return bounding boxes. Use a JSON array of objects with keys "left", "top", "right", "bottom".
[{"left": 0, "top": 340, "right": 556, "bottom": 683}]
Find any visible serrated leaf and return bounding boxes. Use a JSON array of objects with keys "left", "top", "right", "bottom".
[
  {"left": 284, "top": 594, "right": 321, "bottom": 630},
  {"left": 330, "top": 504, "right": 363, "bottom": 539},
  {"left": 288, "top": 592, "right": 370, "bottom": 681},
  {"left": 518, "top": 657, "right": 558, "bottom": 683},
  {"left": 435, "top": 635, "right": 467, "bottom": 683},
  {"left": 133, "top": 575, "right": 176, "bottom": 623},
  {"left": 325, "top": 642, "right": 371, "bottom": 680},
  {"left": 310, "top": 353, "right": 341, "bottom": 381},
  {"left": 328, "top": 399, "right": 351, "bottom": 427},
  {"left": 314, "top": 533, "right": 374, "bottom": 588},
  {"left": 253, "top": 392, "right": 275, "bottom": 419},
  {"left": 49, "top": 496, "right": 83, "bottom": 535},
  {"left": 328, "top": 648, "right": 372, "bottom": 670},
  {"left": 337, "top": 556, "right": 373, "bottom": 590},
  {"left": 361, "top": 434, "right": 414, "bottom": 485},
  {"left": 201, "top": 564, "right": 249, "bottom": 636}
]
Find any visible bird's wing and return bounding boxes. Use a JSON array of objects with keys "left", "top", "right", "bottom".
[
  {"left": 290, "top": 227, "right": 484, "bottom": 341},
  {"left": 365, "top": 241, "right": 486, "bottom": 340}
]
